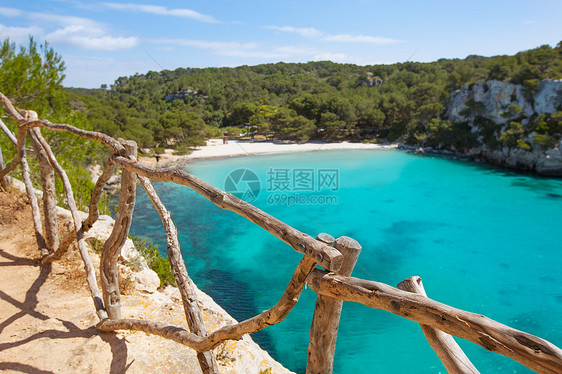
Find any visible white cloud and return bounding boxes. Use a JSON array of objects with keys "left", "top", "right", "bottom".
[
  {"left": 63, "top": 54, "right": 154, "bottom": 88},
  {"left": 151, "top": 37, "right": 357, "bottom": 61},
  {"left": 0, "top": 24, "right": 43, "bottom": 43},
  {"left": 46, "top": 25, "right": 138, "bottom": 51},
  {"left": 268, "top": 26, "right": 323, "bottom": 38},
  {"left": 268, "top": 25, "right": 404, "bottom": 45},
  {"left": 0, "top": 7, "right": 23, "bottom": 17},
  {"left": 312, "top": 52, "right": 349, "bottom": 62},
  {"left": 152, "top": 38, "right": 275, "bottom": 58},
  {"left": 0, "top": 9, "right": 139, "bottom": 51},
  {"left": 102, "top": 3, "right": 219, "bottom": 23},
  {"left": 324, "top": 34, "right": 403, "bottom": 44},
  {"left": 522, "top": 19, "right": 537, "bottom": 25}
]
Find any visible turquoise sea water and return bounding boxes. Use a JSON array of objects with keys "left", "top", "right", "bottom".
[{"left": 130, "top": 149, "right": 562, "bottom": 373}]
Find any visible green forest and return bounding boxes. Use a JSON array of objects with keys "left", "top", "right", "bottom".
[
  {"left": 64, "top": 41, "right": 562, "bottom": 153},
  {"left": 1, "top": 38, "right": 562, "bottom": 206}
]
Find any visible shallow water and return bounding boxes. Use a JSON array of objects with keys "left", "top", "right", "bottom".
[{"left": 130, "top": 149, "right": 562, "bottom": 373}]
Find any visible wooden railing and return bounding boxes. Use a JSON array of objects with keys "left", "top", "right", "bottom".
[{"left": 1, "top": 92, "right": 561, "bottom": 374}]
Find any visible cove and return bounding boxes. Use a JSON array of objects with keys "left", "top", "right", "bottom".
[{"left": 129, "top": 149, "right": 562, "bottom": 373}]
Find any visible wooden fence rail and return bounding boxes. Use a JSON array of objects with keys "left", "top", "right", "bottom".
[{"left": 1, "top": 92, "right": 561, "bottom": 374}]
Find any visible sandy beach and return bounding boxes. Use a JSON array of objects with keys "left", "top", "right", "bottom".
[{"left": 139, "top": 139, "right": 397, "bottom": 168}]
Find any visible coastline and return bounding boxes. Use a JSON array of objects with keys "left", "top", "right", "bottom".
[{"left": 139, "top": 139, "right": 398, "bottom": 168}]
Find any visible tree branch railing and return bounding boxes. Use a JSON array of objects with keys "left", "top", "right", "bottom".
[{"left": 1, "top": 92, "right": 561, "bottom": 374}]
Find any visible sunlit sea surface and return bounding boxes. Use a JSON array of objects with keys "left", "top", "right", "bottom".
[{"left": 129, "top": 149, "right": 562, "bottom": 373}]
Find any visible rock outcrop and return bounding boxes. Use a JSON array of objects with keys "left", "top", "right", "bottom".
[{"left": 444, "top": 79, "right": 562, "bottom": 176}]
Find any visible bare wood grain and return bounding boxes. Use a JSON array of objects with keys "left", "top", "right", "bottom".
[
  {"left": 397, "top": 276, "right": 479, "bottom": 374},
  {"left": 101, "top": 140, "right": 137, "bottom": 320},
  {"left": 42, "top": 158, "right": 115, "bottom": 264},
  {"left": 308, "top": 270, "right": 562, "bottom": 374},
  {"left": 0, "top": 144, "right": 8, "bottom": 190},
  {"left": 1, "top": 103, "right": 344, "bottom": 271},
  {"left": 30, "top": 128, "right": 59, "bottom": 253},
  {"left": 32, "top": 126, "right": 107, "bottom": 320},
  {"left": 139, "top": 176, "right": 218, "bottom": 374},
  {"left": 111, "top": 155, "right": 343, "bottom": 272},
  {"left": 307, "top": 236, "right": 361, "bottom": 374},
  {"left": 99, "top": 252, "right": 321, "bottom": 352}
]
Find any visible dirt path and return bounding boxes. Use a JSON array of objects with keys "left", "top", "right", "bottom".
[
  {"left": 0, "top": 189, "right": 197, "bottom": 373},
  {"left": 0, "top": 188, "right": 290, "bottom": 374}
]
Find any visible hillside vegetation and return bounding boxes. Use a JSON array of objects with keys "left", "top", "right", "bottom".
[
  {"left": 2, "top": 38, "right": 562, "bottom": 184},
  {"left": 67, "top": 42, "right": 562, "bottom": 153}
]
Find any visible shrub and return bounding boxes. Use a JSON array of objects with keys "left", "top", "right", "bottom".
[
  {"left": 425, "top": 119, "right": 477, "bottom": 150},
  {"left": 499, "top": 121, "right": 524, "bottom": 147},
  {"left": 86, "top": 237, "right": 104, "bottom": 254},
  {"left": 533, "top": 133, "right": 557, "bottom": 149},
  {"left": 516, "top": 139, "right": 531, "bottom": 151},
  {"left": 129, "top": 234, "right": 176, "bottom": 287},
  {"left": 522, "top": 79, "right": 540, "bottom": 94}
]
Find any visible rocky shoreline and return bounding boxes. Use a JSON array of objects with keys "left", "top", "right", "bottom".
[
  {"left": 398, "top": 143, "right": 562, "bottom": 177},
  {"left": 425, "top": 78, "right": 562, "bottom": 177}
]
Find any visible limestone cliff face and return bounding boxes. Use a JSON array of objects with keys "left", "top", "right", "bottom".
[
  {"left": 444, "top": 79, "right": 562, "bottom": 176},
  {"left": 446, "top": 79, "right": 562, "bottom": 124}
]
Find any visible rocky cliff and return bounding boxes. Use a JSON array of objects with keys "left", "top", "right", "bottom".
[{"left": 444, "top": 79, "right": 562, "bottom": 176}]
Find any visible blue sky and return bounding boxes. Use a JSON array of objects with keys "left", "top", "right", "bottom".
[{"left": 1, "top": 0, "right": 561, "bottom": 88}]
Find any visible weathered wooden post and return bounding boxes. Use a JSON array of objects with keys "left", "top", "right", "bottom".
[
  {"left": 30, "top": 128, "right": 59, "bottom": 253},
  {"left": 397, "top": 276, "right": 479, "bottom": 374},
  {"left": 101, "top": 139, "right": 137, "bottom": 319},
  {"left": 307, "top": 235, "right": 362, "bottom": 374}
]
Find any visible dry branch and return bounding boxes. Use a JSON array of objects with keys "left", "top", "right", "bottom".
[
  {"left": 84, "top": 158, "right": 115, "bottom": 230},
  {"left": 30, "top": 128, "right": 59, "bottom": 253},
  {"left": 32, "top": 127, "right": 107, "bottom": 321},
  {"left": 2, "top": 93, "right": 561, "bottom": 373},
  {"left": 100, "top": 253, "right": 319, "bottom": 352},
  {"left": 42, "top": 158, "right": 115, "bottom": 264},
  {"left": 20, "top": 139, "right": 48, "bottom": 256},
  {"left": 0, "top": 111, "right": 48, "bottom": 254},
  {"left": 0, "top": 118, "right": 18, "bottom": 145},
  {"left": 0, "top": 121, "right": 26, "bottom": 180},
  {"left": 1, "top": 103, "right": 344, "bottom": 271},
  {"left": 110, "top": 155, "right": 343, "bottom": 272},
  {"left": 397, "top": 276, "right": 479, "bottom": 374},
  {"left": 19, "top": 118, "right": 126, "bottom": 156},
  {"left": 101, "top": 140, "right": 137, "bottom": 320},
  {"left": 308, "top": 269, "right": 562, "bottom": 374},
  {"left": 139, "top": 175, "right": 218, "bottom": 374},
  {"left": 0, "top": 144, "right": 7, "bottom": 190}
]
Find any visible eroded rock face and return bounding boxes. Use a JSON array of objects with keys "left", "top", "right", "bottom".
[
  {"left": 446, "top": 80, "right": 534, "bottom": 124},
  {"left": 444, "top": 79, "right": 562, "bottom": 175},
  {"left": 446, "top": 79, "right": 562, "bottom": 125},
  {"left": 535, "top": 80, "right": 562, "bottom": 114},
  {"left": 537, "top": 149, "right": 562, "bottom": 176}
]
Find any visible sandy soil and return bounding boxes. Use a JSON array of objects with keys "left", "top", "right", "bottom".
[
  {"left": 139, "top": 139, "right": 397, "bottom": 168},
  {"left": 0, "top": 187, "right": 290, "bottom": 374}
]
